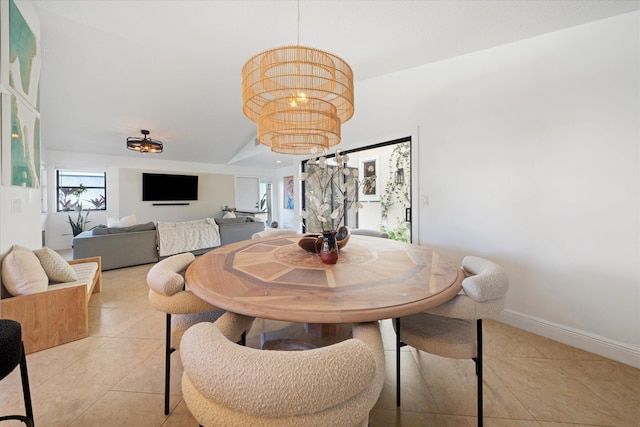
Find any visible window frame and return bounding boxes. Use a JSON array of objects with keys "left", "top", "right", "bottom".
[{"left": 56, "top": 170, "right": 107, "bottom": 212}]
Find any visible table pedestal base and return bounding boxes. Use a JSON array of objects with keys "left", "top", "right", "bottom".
[
  {"left": 247, "top": 322, "right": 353, "bottom": 351},
  {"left": 304, "top": 323, "right": 338, "bottom": 338}
]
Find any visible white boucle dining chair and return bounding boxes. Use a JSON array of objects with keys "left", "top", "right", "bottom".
[
  {"left": 348, "top": 229, "right": 389, "bottom": 238},
  {"left": 180, "top": 312, "right": 386, "bottom": 427},
  {"left": 393, "top": 256, "right": 509, "bottom": 427},
  {"left": 146, "top": 252, "right": 225, "bottom": 415}
]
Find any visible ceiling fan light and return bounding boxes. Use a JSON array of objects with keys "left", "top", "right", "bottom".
[{"left": 126, "top": 129, "right": 163, "bottom": 153}]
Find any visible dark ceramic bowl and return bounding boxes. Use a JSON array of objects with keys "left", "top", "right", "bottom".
[{"left": 297, "top": 227, "right": 351, "bottom": 253}]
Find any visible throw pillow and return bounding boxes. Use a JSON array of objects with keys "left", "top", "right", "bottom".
[
  {"left": 107, "top": 214, "right": 138, "bottom": 228},
  {"left": 222, "top": 211, "right": 236, "bottom": 219},
  {"left": 1, "top": 247, "right": 49, "bottom": 296},
  {"left": 33, "top": 247, "right": 78, "bottom": 283},
  {"left": 107, "top": 216, "right": 118, "bottom": 227},
  {"left": 117, "top": 214, "right": 138, "bottom": 227}
]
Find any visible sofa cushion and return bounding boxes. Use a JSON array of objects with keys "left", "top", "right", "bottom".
[
  {"left": 47, "top": 262, "right": 99, "bottom": 294},
  {"left": 33, "top": 247, "right": 78, "bottom": 283},
  {"left": 215, "top": 217, "right": 255, "bottom": 224},
  {"left": 92, "top": 221, "right": 156, "bottom": 235},
  {"left": 1, "top": 246, "right": 49, "bottom": 296}
]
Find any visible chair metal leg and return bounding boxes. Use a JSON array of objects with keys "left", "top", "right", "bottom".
[
  {"left": 0, "top": 342, "right": 34, "bottom": 427},
  {"left": 19, "top": 342, "right": 34, "bottom": 424},
  {"left": 165, "top": 313, "right": 175, "bottom": 415},
  {"left": 0, "top": 415, "right": 33, "bottom": 426},
  {"left": 395, "top": 317, "right": 401, "bottom": 407},
  {"left": 477, "top": 319, "right": 483, "bottom": 427}
]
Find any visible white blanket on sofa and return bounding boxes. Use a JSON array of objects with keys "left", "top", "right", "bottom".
[{"left": 157, "top": 218, "right": 221, "bottom": 257}]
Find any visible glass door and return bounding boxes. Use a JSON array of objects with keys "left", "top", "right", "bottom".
[
  {"left": 380, "top": 140, "right": 412, "bottom": 242},
  {"left": 302, "top": 137, "right": 412, "bottom": 242}
]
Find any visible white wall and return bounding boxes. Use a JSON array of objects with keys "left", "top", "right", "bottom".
[
  {"left": 0, "top": 0, "right": 42, "bottom": 255},
  {"left": 345, "top": 12, "right": 639, "bottom": 366},
  {"left": 0, "top": 185, "right": 42, "bottom": 253},
  {"left": 44, "top": 150, "right": 275, "bottom": 249},
  {"left": 273, "top": 161, "right": 301, "bottom": 230},
  {"left": 118, "top": 168, "right": 235, "bottom": 223}
]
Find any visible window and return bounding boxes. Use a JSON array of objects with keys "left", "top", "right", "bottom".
[{"left": 57, "top": 170, "right": 106, "bottom": 211}]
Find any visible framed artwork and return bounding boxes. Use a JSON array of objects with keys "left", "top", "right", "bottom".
[
  {"left": 1, "top": 94, "right": 40, "bottom": 187},
  {"left": 0, "top": 1, "right": 42, "bottom": 188},
  {"left": 284, "top": 175, "right": 294, "bottom": 209},
  {"left": 7, "top": 0, "right": 42, "bottom": 111},
  {"left": 359, "top": 157, "right": 379, "bottom": 201}
]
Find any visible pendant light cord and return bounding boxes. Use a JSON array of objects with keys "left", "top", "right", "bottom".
[{"left": 297, "top": 0, "right": 300, "bottom": 45}]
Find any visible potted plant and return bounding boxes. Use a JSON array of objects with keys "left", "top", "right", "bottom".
[
  {"left": 86, "top": 195, "right": 106, "bottom": 210},
  {"left": 68, "top": 205, "right": 90, "bottom": 237},
  {"left": 69, "top": 184, "right": 87, "bottom": 210},
  {"left": 58, "top": 188, "right": 76, "bottom": 211},
  {"left": 66, "top": 184, "right": 90, "bottom": 236}
]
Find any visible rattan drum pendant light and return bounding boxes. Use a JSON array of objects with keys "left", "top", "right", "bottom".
[{"left": 241, "top": 4, "right": 354, "bottom": 154}]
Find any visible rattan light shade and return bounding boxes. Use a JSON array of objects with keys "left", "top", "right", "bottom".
[
  {"left": 241, "top": 45, "right": 354, "bottom": 154},
  {"left": 257, "top": 98, "right": 341, "bottom": 155}
]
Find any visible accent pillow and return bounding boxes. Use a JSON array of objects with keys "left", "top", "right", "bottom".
[
  {"left": 33, "top": 247, "right": 78, "bottom": 283},
  {"left": 107, "top": 214, "right": 138, "bottom": 228},
  {"left": 117, "top": 214, "right": 138, "bottom": 227},
  {"left": 222, "top": 211, "right": 236, "bottom": 219},
  {"left": 1, "top": 247, "right": 49, "bottom": 296}
]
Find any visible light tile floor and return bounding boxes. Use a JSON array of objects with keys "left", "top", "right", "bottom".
[{"left": 1, "top": 262, "right": 638, "bottom": 426}]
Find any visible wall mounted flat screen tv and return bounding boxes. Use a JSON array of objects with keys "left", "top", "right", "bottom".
[{"left": 142, "top": 173, "right": 198, "bottom": 201}]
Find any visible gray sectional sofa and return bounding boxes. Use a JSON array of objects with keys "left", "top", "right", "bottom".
[
  {"left": 215, "top": 217, "right": 265, "bottom": 246},
  {"left": 72, "top": 222, "right": 159, "bottom": 270},
  {"left": 72, "top": 217, "right": 264, "bottom": 270}
]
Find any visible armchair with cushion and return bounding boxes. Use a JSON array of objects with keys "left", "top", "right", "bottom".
[
  {"left": 1, "top": 245, "right": 102, "bottom": 354},
  {"left": 146, "top": 252, "right": 225, "bottom": 415},
  {"left": 0, "top": 319, "right": 34, "bottom": 426},
  {"left": 180, "top": 312, "right": 385, "bottom": 427},
  {"left": 349, "top": 229, "right": 389, "bottom": 238},
  {"left": 393, "top": 255, "right": 509, "bottom": 426}
]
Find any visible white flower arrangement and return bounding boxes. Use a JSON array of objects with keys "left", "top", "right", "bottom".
[{"left": 300, "top": 151, "right": 375, "bottom": 232}]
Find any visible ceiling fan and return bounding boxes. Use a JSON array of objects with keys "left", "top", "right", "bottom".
[{"left": 126, "top": 129, "right": 163, "bottom": 153}]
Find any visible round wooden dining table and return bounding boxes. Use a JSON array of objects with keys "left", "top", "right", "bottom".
[{"left": 186, "top": 234, "right": 463, "bottom": 324}]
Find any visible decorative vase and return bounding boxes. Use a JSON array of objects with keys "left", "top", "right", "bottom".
[{"left": 318, "top": 230, "right": 339, "bottom": 264}]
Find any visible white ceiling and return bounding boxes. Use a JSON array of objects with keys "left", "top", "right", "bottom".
[{"left": 31, "top": 0, "right": 639, "bottom": 168}]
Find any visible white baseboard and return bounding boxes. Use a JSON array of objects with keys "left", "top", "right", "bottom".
[{"left": 496, "top": 309, "right": 640, "bottom": 369}]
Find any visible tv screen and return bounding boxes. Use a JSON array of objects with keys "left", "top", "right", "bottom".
[{"left": 142, "top": 173, "right": 198, "bottom": 201}]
